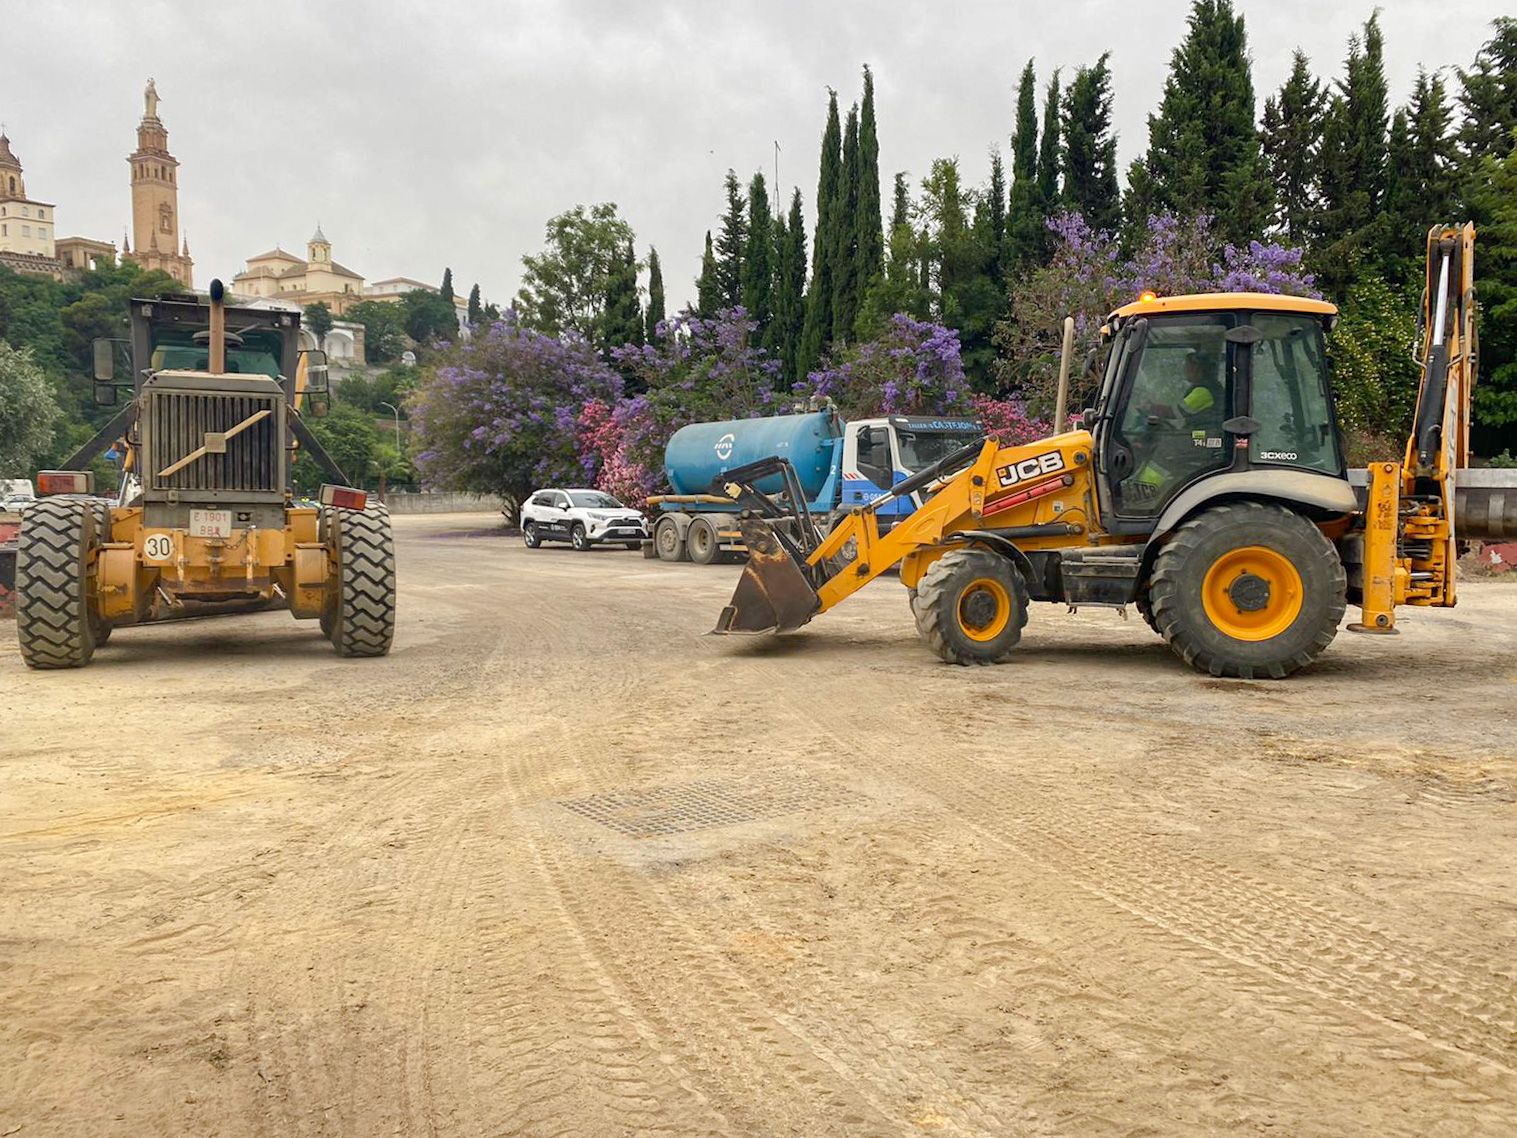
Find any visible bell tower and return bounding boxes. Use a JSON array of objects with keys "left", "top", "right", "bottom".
[{"left": 128, "top": 78, "right": 193, "bottom": 286}]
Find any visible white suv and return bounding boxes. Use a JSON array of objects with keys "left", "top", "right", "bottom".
[{"left": 519, "top": 488, "right": 649, "bottom": 551}]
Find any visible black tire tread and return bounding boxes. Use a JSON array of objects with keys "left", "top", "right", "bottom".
[
  {"left": 1147, "top": 501, "right": 1346, "bottom": 679},
  {"left": 913, "top": 549, "right": 1029, "bottom": 665},
  {"left": 329, "top": 504, "right": 397, "bottom": 658},
  {"left": 15, "top": 497, "right": 96, "bottom": 669}
]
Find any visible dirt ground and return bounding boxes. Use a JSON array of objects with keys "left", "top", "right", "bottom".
[{"left": 2, "top": 512, "right": 1516, "bottom": 1138}]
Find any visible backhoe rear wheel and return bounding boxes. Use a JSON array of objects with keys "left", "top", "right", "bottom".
[
  {"left": 913, "top": 549, "right": 1029, "bottom": 665},
  {"left": 1147, "top": 502, "right": 1345, "bottom": 679},
  {"left": 325, "top": 503, "right": 397, "bottom": 658},
  {"left": 15, "top": 497, "right": 98, "bottom": 669}
]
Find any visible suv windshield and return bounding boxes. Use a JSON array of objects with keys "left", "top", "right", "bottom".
[
  {"left": 569, "top": 491, "right": 624, "bottom": 509},
  {"left": 896, "top": 430, "right": 983, "bottom": 472}
]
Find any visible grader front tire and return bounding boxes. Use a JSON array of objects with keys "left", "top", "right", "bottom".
[
  {"left": 327, "top": 504, "right": 397, "bottom": 658},
  {"left": 913, "top": 549, "right": 1029, "bottom": 665},
  {"left": 1147, "top": 502, "right": 1346, "bottom": 679},
  {"left": 15, "top": 497, "right": 98, "bottom": 669}
]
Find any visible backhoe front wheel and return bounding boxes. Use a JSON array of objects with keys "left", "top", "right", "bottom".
[
  {"left": 913, "top": 549, "right": 1029, "bottom": 665},
  {"left": 15, "top": 497, "right": 99, "bottom": 669},
  {"left": 325, "top": 504, "right": 397, "bottom": 658},
  {"left": 1147, "top": 502, "right": 1345, "bottom": 679}
]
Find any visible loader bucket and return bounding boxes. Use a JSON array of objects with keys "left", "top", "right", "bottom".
[{"left": 712, "top": 515, "right": 821, "bottom": 635}]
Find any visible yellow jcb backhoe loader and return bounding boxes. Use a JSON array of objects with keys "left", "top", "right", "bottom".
[{"left": 712, "top": 223, "right": 1515, "bottom": 678}]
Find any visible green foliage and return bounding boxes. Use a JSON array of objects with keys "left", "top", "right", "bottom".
[
  {"left": 467, "top": 283, "right": 483, "bottom": 327},
  {"left": 1315, "top": 15, "right": 1389, "bottom": 295},
  {"left": 830, "top": 104, "right": 863, "bottom": 343},
  {"left": 0, "top": 341, "right": 61, "bottom": 477},
  {"left": 773, "top": 189, "right": 808, "bottom": 381},
  {"left": 440, "top": 267, "right": 454, "bottom": 304},
  {"left": 1061, "top": 54, "right": 1120, "bottom": 235},
  {"left": 1457, "top": 17, "right": 1517, "bottom": 165},
  {"left": 1326, "top": 273, "right": 1419, "bottom": 443},
  {"left": 1008, "top": 61, "right": 1044, "bottom": 266},
  {"left": 1261, "top": 51, "right": 1326, "bottom": 244},
  {"left": 801, "top": 89, "right": 843, "bottom": 376},
  {"left": 401, "top": 288, "right": 458, "bottom": 345},
  {"left": 918, "top": 159, "right": 1001, "bottom": 387},
  {"left": 344, "top": 300, "right": 407, "bottom": 363},
  {"left": 1127, "top": 0, "right": 1270, "bottom": 245},
  {"left": 1036, "top": 72, "right": 1062, "bottom": 229},
  {"left": 715, "top": 170, "right": 748, "bottom": 308},
  {"left": 854, "top": 65, "right": 885, "bottom": 316},
  {"left": 600, "top": 238, "right": 643, "bottom": 352},
  {"left": 696, "top": 232, "right": 720, "bottom": 318},
  {"left": 742, "top": 171, "right": 774, "bottom": 336},
  {"left": 1470, "top": 140, "right": 1517, "bottom": 440},
  {"left": 336, "top": 364, "right": 420, "bottom": 416},
  {"left": 644, "top": 247, "right": 666, "bottom": 341},
  {"left": 515, "top": 202, "right": 636, "bottom": 340},
  {"left": 303, "top": 301, "right": 334, "bottom": 343},
  {"left": 296, "top": 401, "right": 380, "bottom": 491}
]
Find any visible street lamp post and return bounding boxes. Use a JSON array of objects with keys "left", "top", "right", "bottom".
[{"left": 378, "top": 401, "right": 402, "bottom": 453}]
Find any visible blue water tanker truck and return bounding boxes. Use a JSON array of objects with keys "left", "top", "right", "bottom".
[{"left": 646, "top": 408, "right": 982, "bottom": 564}]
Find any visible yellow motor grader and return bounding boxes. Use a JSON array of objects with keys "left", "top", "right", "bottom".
[
  {"left": 14, "top": 279, "right": 396, "bottom": 669},
  {"left": 713, "top": 223, "right": 1515, "bottom": 678}
]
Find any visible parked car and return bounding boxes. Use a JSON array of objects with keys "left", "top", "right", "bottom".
[{"left": 519, "top": 488, "right": 649, "bottom": 551}]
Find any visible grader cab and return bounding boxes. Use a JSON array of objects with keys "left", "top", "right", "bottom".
[{"left": 14, "top": 279, "right": 397, "bottom": 669}]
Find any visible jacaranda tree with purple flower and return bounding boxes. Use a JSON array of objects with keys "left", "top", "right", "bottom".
[
  {"left": 798, "top": 313, "right": 970, "bottom": 419},
  {"left": 410, "top": 314, "right": 621, "bottom": 516},
  {"left": 994, "top": 211, "right": 1317, "bottom": 413}
]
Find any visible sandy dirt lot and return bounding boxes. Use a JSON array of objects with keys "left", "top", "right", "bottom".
[{"left": 2, "top": 512, "right": 1515, "bottom": 1137}]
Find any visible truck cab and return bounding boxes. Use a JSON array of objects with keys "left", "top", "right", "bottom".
[{"left": 839, "top": 415, "right": 984, "bottom": 518}]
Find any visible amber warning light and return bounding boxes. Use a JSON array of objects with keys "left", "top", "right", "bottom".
[{"left": 1138, "top": 290, "right": 1158, "bottom": 303}]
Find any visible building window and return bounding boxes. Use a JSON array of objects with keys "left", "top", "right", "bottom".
[
  {"left": 23, "top": 225, "right": 31, "bottom": 237},
  {"left": 1, "top": 225, "right": 6, "bottom": 236},
  {"left": 159, "top": 204, "right": 173, "bottom": 234},
  {"left": 21, "top": 207, "right": 28, "bottom": 217},
  {"left": 6, "top": 176, "right": 13, "bottom": 194}
]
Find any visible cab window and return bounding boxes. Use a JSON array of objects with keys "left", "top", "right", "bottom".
[{"left": 1248, "top": 314, "right": 1342, "bottom": 475}]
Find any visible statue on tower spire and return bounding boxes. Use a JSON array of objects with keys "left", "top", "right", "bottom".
[{"left": 144, "top": 78, "right": 159, "bottom": 119}]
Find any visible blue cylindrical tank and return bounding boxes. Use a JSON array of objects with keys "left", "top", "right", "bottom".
[{"left": 664, "top": 411, "right": 841, "bottom": 499}]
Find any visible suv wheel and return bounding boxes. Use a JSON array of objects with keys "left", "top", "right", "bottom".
[
  {"left": 571, "top": 523, "right": 590, "bottom": 551},
  {"left": 523, "top": 521, "right": 541, "bottom": 548}
]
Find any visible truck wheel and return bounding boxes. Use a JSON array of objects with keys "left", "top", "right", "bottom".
[
  {"left": 327, "top": 504, "right": 397, "bottom": 658},
  {"left": 571, "top": 523, "right": 590, "bottom": 552},
  {"left": 654, "top": 516, "right": 687, "bottom": 562},
  {"left": 687, "top": 517, "right": 720, "bottom": 565},
  {"left": 1148, "top": 502, "right": 1346, "bottom": 679},
  {"left": 913, "top": 549, "right": 1029, "bottom": 665},
  {"left": 523, "top": 521, "right": 541, "bottom": 548},
  {"left": 15, "top": 497, "right": 97, "bottom": 669}
]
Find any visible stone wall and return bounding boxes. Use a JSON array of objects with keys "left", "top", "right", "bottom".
[{"left": 382, "top": 492, "right": 503, "bottom": 515}]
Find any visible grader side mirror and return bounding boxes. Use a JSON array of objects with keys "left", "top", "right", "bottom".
[
  {"left": 92, "top": 338, "right": 116, "bottom": 382},
  {"left": 297, "top": 349, "right": 331, "bottom": 417}
]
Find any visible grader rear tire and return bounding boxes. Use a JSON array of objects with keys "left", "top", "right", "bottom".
[
  {"left": 327, "top": 504, "right": 397, "bottom": 658},
  {"left": 1147, "top": 502, "right": 1345, "bottom": 679},
  {"left": 15, "top": 497, "right": 97, "bottom": 669},
  {"left": 913, "top": 549, "right": 1029, "bottom": 665}
]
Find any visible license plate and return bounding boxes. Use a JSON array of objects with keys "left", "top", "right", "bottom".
[{"left": 189, "top": 509, "right": 232, "bottom": 538}]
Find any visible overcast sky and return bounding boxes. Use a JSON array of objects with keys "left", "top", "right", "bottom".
[{"left": 4, "top": 1, "right": 1506, "bottom": 313}]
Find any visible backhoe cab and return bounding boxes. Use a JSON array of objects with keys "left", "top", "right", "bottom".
[
  {"left": 13, "top": 279, "right": 397, "bottom": 669},
  {"left": 715, "top": 223, "right": 1511, "bottom": 678}
]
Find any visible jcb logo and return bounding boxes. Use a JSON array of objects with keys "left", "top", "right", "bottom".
[{"left": 996, "top": 451, "right": 1066, "bottom": 487}]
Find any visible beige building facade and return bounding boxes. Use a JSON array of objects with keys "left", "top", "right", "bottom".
[
  {"left": 0, "top": 132, "right": 63, "bottom": 278},
  {"left": 233, "top": 226, "right": 365, "bottom": 314},
  {"left": 127, "top": 79, "right": 193, "bottom": 286}
]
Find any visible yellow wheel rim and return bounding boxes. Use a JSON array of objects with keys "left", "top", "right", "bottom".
[
  {"left": 958, "top": 577, "right": 1012, "bottom": 642},
  {"left": 1201, "top": 545, "right": 1303, "bottom": 642}
]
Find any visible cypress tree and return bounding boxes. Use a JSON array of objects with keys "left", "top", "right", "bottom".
[
  {"left": 440, "top": 267, "right": 455, "bottom": 304},
  {"left": 1261, "top": 50, "right": 1326, "bottom": 243},
  {"left": 1408, "top": 70, "right": 1458, "bottom": 225},
  {"left": 645, "top": 247, "right": 665, "bottom": 341},
  {"left": 715, "top": 169, "right": 748, "bottom": 308},
  {"left": 985, "top": 149, "right": 1008, "bottom": 291},
  {"left": 743, "top": 170, "right": 775, "bottom": 334},
  {"left": 891, "top": 171, "right": 911, "bottom": 233},
  {"left": 1315, "top": 15, "right": 1390, "bottom": 295},
  {"left": 854, "top": 65, "right": 885, "bottom": 324},
  {"left": 1008, "top": 61, "right": 1043, "bottom": 265},
  {"left": 600, "top": 239, "right": 642, "bottom": 351},
  {"left": 1037, "top": 72, "right": 1062, "bottom": 222},
  {"left": 1457, "top": 18, "right": 1517, "bottom": 165},
  {"left": 774, "top": 189, "right": 808, "bottom": 381},
  {"left": 831, "top": 103, "right": 862, "bottom": 343},
  {"left": 696, "top": 231, "right": 720, "bottom": 318},
  {"left": 1061, "top": 53, "right": 1121, "bottom": 234},
  {"left": 801, "top": 90, "right": 843, "bottom": 374},
  {"left": 1125, "top": 0, "right": 1270, "bottom": 243},
  {"left": 467, "top": 283, "right": 483, "bottom": 326}
]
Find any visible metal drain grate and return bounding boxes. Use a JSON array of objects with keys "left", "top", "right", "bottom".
[{"left": 559, "top": 774, "right": 860, "bottom": 838}]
